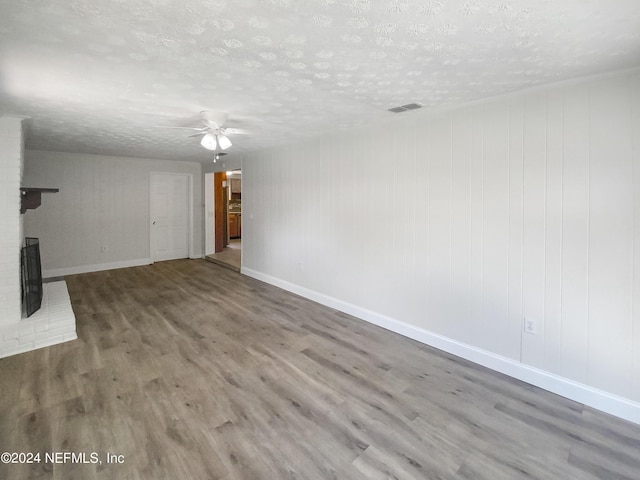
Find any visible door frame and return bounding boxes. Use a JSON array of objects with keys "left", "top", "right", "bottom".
[
  {"left": 214, "top": 171, "right": 227, "bottom": 253},
  {"left": 203, "top": 162, "right": 243, "bottom": 263},
  {"left": 149, "top": 172, "right": 194, "bottom": 262},
  {"left": 204, "top": 171, "right": 230, "bottom": 255},
  {"left": 205, "top": 172, "right": 215, "bottom": 256}
]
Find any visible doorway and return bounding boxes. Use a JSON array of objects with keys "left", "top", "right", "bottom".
[
  {"left": 205, "top": 170, "right": 241, "bottom": 271},
  {"left": 150, "top": 172, "right": 192, "bottom": 262}
]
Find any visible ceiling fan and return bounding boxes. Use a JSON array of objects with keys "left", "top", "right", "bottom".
[{"left": 157, "top": 111, "right": 249, "bottom": 152}]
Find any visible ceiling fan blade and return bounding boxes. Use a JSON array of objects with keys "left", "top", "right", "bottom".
[
  {"left": 188, "top": 133, "right": 207, "bottom": 138},
  {"left": 201, "top": 111, "right": 228, "bottom": 129},
  {"left": 222, "top": 127, "right": 250, "bottom": 135},
  {"left": 155, "top": 125, "right": 208, "bottom": 131}
]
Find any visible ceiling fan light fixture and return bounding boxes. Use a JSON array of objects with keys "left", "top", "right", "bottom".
[
  {"left": 217, "top": 134, "right": 232, "bottom": 150},
  {"left": 201, "top": 133, "right": 217, "bottom": 150}
]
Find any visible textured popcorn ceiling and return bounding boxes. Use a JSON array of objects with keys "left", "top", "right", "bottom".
[{"left": 0, "top": 0, "right": 639, "bottom": 163}]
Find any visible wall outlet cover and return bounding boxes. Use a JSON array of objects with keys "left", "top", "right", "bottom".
[{"left": 524, "top": 317, "right": 538, "bottom": 335}]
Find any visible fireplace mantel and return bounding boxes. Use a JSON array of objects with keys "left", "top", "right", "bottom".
[{"left": 20, "top": 187, "right": 59, "bottom": 214}]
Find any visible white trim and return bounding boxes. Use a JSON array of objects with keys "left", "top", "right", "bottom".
[
  {"left": 204, "top": 172, "right": 215, "bottom": 256},
  {"left": 43, "top": 258, "right": 152, "bottom": 278},
  {"left": 188, "top": 173, "right": 194, "bottom": 258},
  {"left": 241, "top": 267, "right": 640, "bottom": 426}
]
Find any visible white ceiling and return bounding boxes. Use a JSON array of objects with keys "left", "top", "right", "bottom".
[{"left": 1, "top": 0, "right": 639, "bottom": 163}]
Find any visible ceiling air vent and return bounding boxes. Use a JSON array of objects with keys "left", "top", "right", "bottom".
[{"left": 388, "top": 103, "right": 423, "bottom": 113}]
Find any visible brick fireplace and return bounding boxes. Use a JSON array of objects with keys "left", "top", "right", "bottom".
[{"left": 0, "top": 116, "right": 76, "bottom": 358}]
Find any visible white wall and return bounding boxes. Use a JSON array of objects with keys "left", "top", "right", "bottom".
[
  {"left": 241, "top": 69, "right": 640, "bottom": 423},
  {"left": 23, "top": 151, "right": 203, "bottom": 277},
  {"left": 202, "top": 154, "right": 241, "bottom": 175},
  {"left": 0, "top": 116, "right": 24, "bottom": 326}
]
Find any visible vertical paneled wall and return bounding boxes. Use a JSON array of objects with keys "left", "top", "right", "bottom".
[
  {"left": 242, "top": 70, "right": 640, "bottom": 403},
  {"left": 23, "top": 151, "right": 203, "bottom": 275}
]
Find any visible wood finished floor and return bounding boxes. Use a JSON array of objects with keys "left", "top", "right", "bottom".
[
  {"left": 1, "top": 259, "right": 639, "bottom": 480},
  {"left": 206, "top": 239, "right": 241, "bottom": 272}
]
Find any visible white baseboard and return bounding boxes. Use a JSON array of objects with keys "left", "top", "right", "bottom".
[
  {"left": 241, "top": 267, "right": 640, "bottom": 426},
  {"left": 43, "top": 258, "right": 153, "bottom": 278},
  {"left": 43, "top": 255, "right": 204, "bottom": 278}
]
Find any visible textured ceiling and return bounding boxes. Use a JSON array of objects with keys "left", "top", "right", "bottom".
[{"left": 1, "top": 0, "right": 639, "bottom": 163}]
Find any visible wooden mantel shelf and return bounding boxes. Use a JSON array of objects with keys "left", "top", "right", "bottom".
[{"left": 20, "top": 188, "right": 59, "bottom": 214}]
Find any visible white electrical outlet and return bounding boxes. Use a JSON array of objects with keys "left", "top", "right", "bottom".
[
  {"left": 524, "top": 317, "right": 538, "bottom": 335},
  {"left": 297, "top": 260, "right": 304, "bottom": 271}
]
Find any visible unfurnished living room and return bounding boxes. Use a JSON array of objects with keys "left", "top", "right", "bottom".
[{"left": 1, "top": 1, "right": 640, "bottom": 479}]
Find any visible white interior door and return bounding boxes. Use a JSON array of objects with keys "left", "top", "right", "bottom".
[{"left": 150, "top": 173, "right": 190, "bottom": 262}]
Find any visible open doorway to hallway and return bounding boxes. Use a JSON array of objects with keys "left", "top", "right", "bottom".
[{"left": 205, "top": 169, "right": 241, "bottom": 272}]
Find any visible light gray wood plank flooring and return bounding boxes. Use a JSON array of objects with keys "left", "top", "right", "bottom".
[
  {"left": 1, "top": 259, "right": 639, "bottom": 479},
  {"left": 206, "top": 239, "right": 241, "bottom": 272}
]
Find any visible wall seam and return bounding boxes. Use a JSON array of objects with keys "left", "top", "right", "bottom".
[
  {"left": 630, "top": 77, "right": 636, "bottom": 400},
  {"left": 481, "top": 106, "right": 485, "bottom": 328},
  {"left": 586, "top": 85, "right": 591, "bottom": 385},
  {"left": 543, "top": 93, "right": 548, "bottom": 364},
  {"left": 559, "top": 89, "right": 565, "bottom": 376},
  {"left": 469, "top": 109, "right": 473, "bottom": 337},
  {"left": 507, "top": 100, "right": 512, "bottom": 348},
  {"left": 520, "top": 100, "right": 526, "bottom": 363},
  {"left": 449, "top": 115, "right": 454, "bottom": 302},
  {"left": 413, "top": 125, "right": 418, "bottom": 294},
  {"left": 426, "top": 120, "right": 431, "bottom": 315}
]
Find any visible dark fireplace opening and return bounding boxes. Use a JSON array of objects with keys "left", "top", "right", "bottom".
[{"left": 21, "top": 237, "right": 43, "bottom": 317}]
